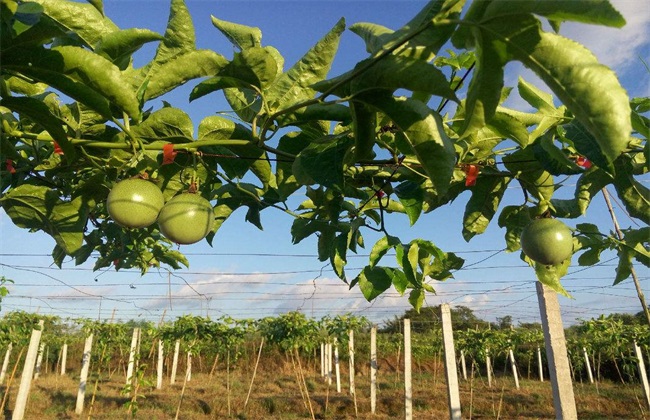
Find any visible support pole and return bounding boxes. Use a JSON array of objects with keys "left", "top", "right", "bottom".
[
  {"left": 0, "top": 343, "right": 13, "bottom": 384},
  {"left": 126, "top": 328, "right": 140, "bottom": 384},
  {"left": 75, "top": 334, "right": 94, "bottom": 415},
  {"left": 509, "top": 348, "right": 520, "bottom": 389},
  {"left": 13, "top": 320, "right": 44, "bottom": 420},
  {"left": 170, "top": 340, "right": 180, "bottom": 385},
  {"left": 634, "top": 341, "right": 650, "bottom": 410},
  {"left": 583, "top": 347, "right": 594, "bottom": 384},
  {"left": 60, "top": 343, "right": 68, "bottom": 376},
  {"left": 156, "top": 340, "right": 164, "bottom": 390},
  {"left": 370, "top": 325, "right": 377, "bottom": 414},
  {"left": 537, "top": 347, "right": 544, "bottom": 382},
  {"left": 536, "top": 282, "right": 577, "bottom": 420},
  {"left": 404, "top": 319, "right": 413, "bottom": 420},
  {"left": 334, "top": 338, "right": 341, "bottom": 393},
  {"left": 33, "top": 344, "right": 45, "bottom": 380},
  {"left": 441, "top": 304, "right": 461, "bottom": 420},
  {"left": 460, "top": 349, "right": 467, "bottom": 381}
]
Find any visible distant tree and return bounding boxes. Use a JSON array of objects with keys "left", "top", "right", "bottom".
[
  {"left": 381, "top": 305, "right": 489, "bottom": 333},
  {"left": 495, "top": 315, "right": 513, "bottom": 330}
]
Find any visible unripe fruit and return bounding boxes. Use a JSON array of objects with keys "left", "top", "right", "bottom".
[
  {"left": 520, "top": 218, "right": 573, "bottom": 265},
  {"left": 107, "top": 178, "right": 164, "bottom": 228},
  {"left": 158, "top": 193, "right": 214, "bottom": 245}
]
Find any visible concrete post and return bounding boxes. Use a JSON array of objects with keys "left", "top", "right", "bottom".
[
  {"left": 536, "top": 282, "right": 577, "bottom": 420},
  {"left": 441, "top": 304, "right": 461, "bottom": 420}
]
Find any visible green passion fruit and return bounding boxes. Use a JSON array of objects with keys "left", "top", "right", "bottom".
[
  {"left": 520, "top": 218, "right": 573, "bottom": 265},
  {"left": 107, "top": 178, "right": 164, "bottom": 228},
  {"left": 158, "top": 193, "right": 214, "bottom": 245}
]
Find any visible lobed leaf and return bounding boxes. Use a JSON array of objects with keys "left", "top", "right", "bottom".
[
  {"left": 483, "top": 0, "right": 626, "bottom": 28},
  {"left": 33, "top": 0, "right": 117, "bottom": 47},
  {"left": 3, "top": 45, "right": 139, "bottom": 119},
  {"left": 1, "top": 96, "right": 75, "bottom": 159},
  {"left": 0, "top": 184, "right": 89, "bottom": 254},
  {"left": 265, "top": 18, "right": 345, "bottom": 112},
  {"left": 211, "top": 16, "right": 261, "bottom": 50},
  {"left": 357, "top": 94, "right": 456, "bottom": 196}
]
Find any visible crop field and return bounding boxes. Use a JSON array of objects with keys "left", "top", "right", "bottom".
[{"left": 2, "top": 360, "right": 646, "bottom": 419}]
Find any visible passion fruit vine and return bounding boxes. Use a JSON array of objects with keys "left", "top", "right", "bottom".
[
  {"left": 158, "top": 193, "right": 214, "bottom": 245},
  {"left": 107, "top": 178, "right": 165, "bottom": 228},
  {"left": 520, "top": 218, "right": 574, "bottom": 265}
]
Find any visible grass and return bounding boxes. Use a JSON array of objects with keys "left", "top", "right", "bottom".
[{"left": 1, "top": 358, "right": 648, "bottom": 419}]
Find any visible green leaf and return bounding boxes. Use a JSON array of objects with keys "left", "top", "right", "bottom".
[
  {"left": 95, "top": 28, "right": 163, "bottom": 70},
  {"left": 483, "top": 0, "right": 626, "bottom": 28},
  {"left": 486, "top": 110, "right": 529, "bottom": 147},
  {"left": 408, "top": 289, "right": 425, "bottom": 312},
  {"left": 198, "top": 116, "right": 276, "bottom": 190},
  {"left": 350, "top": 55, "right": 459, "bottom": 103},
  {"left": 33, "top": 0, "right": 117, "bottom": 47},
  {"left": 211, "top": 16, "right": 262, "bottom": 50},
  {"left": 492, "top": 16, "right": 631, "bottom": 174},
  {"left": 357, "top": 266, "right": 404, "bottom": 301},
  {"left": 145, "top": 50, "right": 228, "bottom": 101},
  {"left": 498, "top": 205, "right": 532, "bottom": 252},
  {"left": 1, "top": 96, "right": 75, "bottom": 159},
  {"left": 613, "top": 156, "right": 650, "bottom": 224},
  {"left": 352, "top": 0, "right": 465, "bottom": 61},
  {"left": 129, "top": 0, "right": 195, "bottom": 92},
  {"left": 460, "top": 29, "right": 506, "bottom": 136},
  {"left": 292, "top": 135, "right": 353, "bottom": 190},
  {"left": 551, "top": 167, "right": 612, "bottom": 218},
  {"left": 350, "top": 101, "right": 376, "bottom": 162},
  {"left": 532, "top": 134, "right": 583, "bottom": 175},
  {"left": 265, "top": 18, "right": 345, "bottom": 112},
  {"left": 369, "top": 235, "right": 400, "bottom": 268},
  {"left": 348, "top": 22, "right": 393, "bottom": 55},
  {"left": 503, "top": 147, "right": 554, "bottom": 202},
  {"left": 0, "top": 184, "right": 89, "bottom": 254},
  {"left": 3, "top": 45, "right": 140, "bottom": 119},
  {"left": 330, "top": 233, "right": 348, "bottom": 280},
  {"left": 517, "top": 77, "right": 556, "bottom": 113},
  {"left": 394, "top": 180, "right": 424, "bottom": 226},
  {"left": 534, "top": 259, "right": 572, "bottom": 298},
  {"left": 132, "top": 107, "right": 193, "bottom": 142},
  {"left": 85, "top": 0, "right": 103, "bottom": 16},
  {"left": 462, "top": 175, "right": 510, "bottom": 241},
  {"left": 358, "top": 94, "right": 455, "bottom": 196}
]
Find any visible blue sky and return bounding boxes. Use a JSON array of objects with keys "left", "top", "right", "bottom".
[{"left": 0, "top": 0, "right": 648, "bottom": 326}]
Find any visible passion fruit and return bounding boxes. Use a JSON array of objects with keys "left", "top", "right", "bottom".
[
  {"left": 107, "top": 178, "right": 164, "bottom": 228},
  {"left": 520, "top": 218, "right": 573, "bottom": 265},
  {"left": 158, "top": 193, "right": 214, "bottom": 244}
]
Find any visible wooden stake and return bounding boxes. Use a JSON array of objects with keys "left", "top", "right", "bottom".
[{"left": 244, "top": 337, "right": 264, "bottom": 410}]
